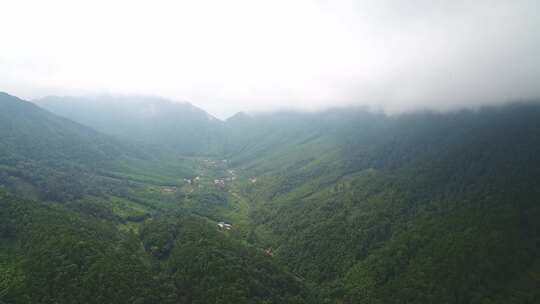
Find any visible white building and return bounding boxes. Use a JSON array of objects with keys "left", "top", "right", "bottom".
[{"left": 217, "top": 221, "right": 232, "bottom": 230}]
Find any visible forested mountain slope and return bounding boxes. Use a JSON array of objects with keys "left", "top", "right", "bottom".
[
  {"left": 0, "top": 92, "right": 149, "bottom": 201},
  {"left": 0, "top": 93, "right": 314, "bottom": 303},
  {"left": 0, "top": 190, "right": 311, "bottom": 304},
  {"left": 3, "top": 91, "right": 540, "bottom": 303},
  {"left": 0, "top": 92, "right": 135, "bottom": 163},
  {"left": 226, "top": 103, "right": 540, "bottom": 303},
  {"left": 35, "top": 95, "right": 225, "bottom": 156}
]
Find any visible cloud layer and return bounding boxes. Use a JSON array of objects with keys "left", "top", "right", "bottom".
[{"left": 1, "top": 0, "right": 539, "bottom": 118}]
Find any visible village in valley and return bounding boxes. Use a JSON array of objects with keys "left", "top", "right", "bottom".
[
  {"left": 154, "top": 157, "right": 259, "bottom": 236},
  {"left": 110, "top": 155, "right": 274, "bottom": 262}
]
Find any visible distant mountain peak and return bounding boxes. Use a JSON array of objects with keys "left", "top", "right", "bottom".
[{"left": 226, "top": 111, "right": 251, "bottom": 123}]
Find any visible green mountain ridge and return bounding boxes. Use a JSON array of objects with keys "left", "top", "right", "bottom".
[
  {"left": 224, "top": 103, "right": 540, "bottom": 303},
  {"left": 0, "top": 92, "right": 148, "bottom": 201},
  {"left": 0, "top": 93, "right": 313, "bottom": 303},
  {"left": 2, "top": 92, "right": 540, "bottom": 303}
]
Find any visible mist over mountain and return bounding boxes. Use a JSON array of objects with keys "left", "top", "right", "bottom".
[
  {"left": 2, "top": 91, "right": 540, "bottom": 303},
  {"left": 2, "top": 0, "right": 540, "bottom": 303},
  {"left": 2, "top": 1, "right": 539, "bottom": 117},
  {"left": 35, "top": 95, "right": 225, "bottom": 155}
]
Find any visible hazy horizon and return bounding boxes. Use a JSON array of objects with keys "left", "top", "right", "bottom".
[
  {"left": 2, "top": 0, "right": 539, "bottom": 118},
  {"left": 26, "top": 91, "right": 540, "bottom": 122}
]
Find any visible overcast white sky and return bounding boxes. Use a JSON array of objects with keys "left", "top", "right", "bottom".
[{"left": 1, "top": 0, "right": 539, "bottom": 118}]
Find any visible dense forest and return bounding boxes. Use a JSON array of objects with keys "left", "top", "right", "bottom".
[
  {"left": 0, "top": 190, "right": 310, "bottom": 303},
  {"left": 2, "top": 92, "right": 540, "bottom": 303}
]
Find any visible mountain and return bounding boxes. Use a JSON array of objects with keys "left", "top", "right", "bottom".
[
  {"left": 34, "top": 95, "right": 225, "bottom": 156},
  {"left": 3, "top": 90, "right": 540, "bottom": 303},
  {"left": 221, "top": 103, "right": 540, "bottom": 303},
  {"left": 0, "top": 92, "right": 149, "bottom": 201},
  {"left": 0, "top": 92, "right": 133, "bottom": 162},
  {"left": 0, "top": 92, "right": 314, "bottom": 303}
]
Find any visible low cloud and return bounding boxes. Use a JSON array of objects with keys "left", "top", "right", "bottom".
[{"left": 1, "top": 0, "right": 539, "bottom": 118}]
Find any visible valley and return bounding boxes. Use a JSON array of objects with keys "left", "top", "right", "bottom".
[
  {"left": 2, "top": 1, "right": 539, "bottom": 302},
  {"left": 1, "top": 92, "right": 540, "bottom": 303}
]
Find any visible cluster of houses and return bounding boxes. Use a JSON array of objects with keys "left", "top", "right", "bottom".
[
  {"left": 214, "top": 179, "right": 226, "bottom": 187},
  {"left": 183, "top": 176, "right": 201, "bottom": 185},
  {"left": 228, "top": 169, "right": 237, "bottom": 181},
  {"left": 180, "top": 161, "right": 258, "bottom": 191},
  {"left": 191, "top": 175, "right": 256, "bottom": 188},
  {"left": 213, "top": 169, "right": 240, "bottom": 187}
]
